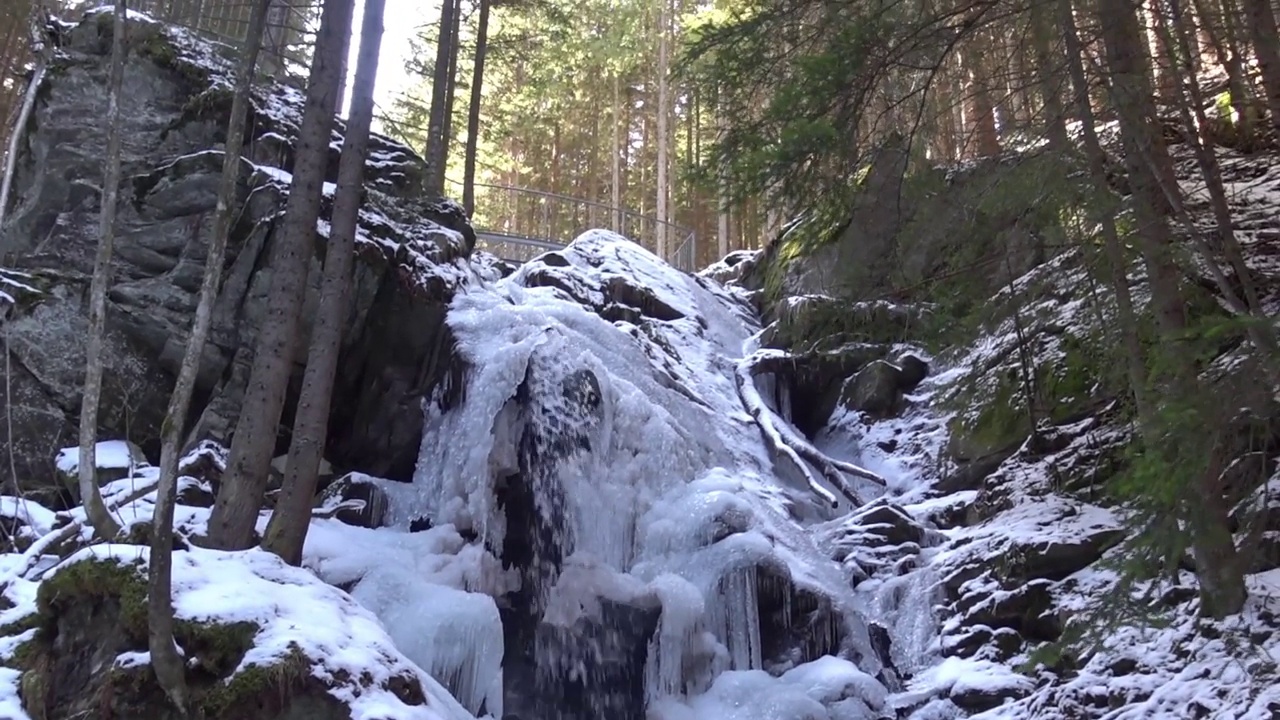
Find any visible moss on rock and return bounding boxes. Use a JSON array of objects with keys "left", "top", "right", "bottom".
[{"left": 36, "top": 557, "right": 150, "bottom": 642}]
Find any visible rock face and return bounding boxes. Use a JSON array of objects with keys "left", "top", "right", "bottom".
[{"left": 0, "top": 15, "right": 474, "bottom": 500}]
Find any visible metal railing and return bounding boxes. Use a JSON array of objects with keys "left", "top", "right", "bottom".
[{"left": 449, "top": 178, "right": 698, "bottom": 272}]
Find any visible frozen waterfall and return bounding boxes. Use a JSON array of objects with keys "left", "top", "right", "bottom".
[{"left": 338, "top": 231, "right": 911, "bottom": 719}]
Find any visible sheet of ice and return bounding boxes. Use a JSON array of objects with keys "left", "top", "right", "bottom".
[
  {"left": 410, "top": 231, "right": 887, "bottom": 709},
  {"left": 352, "top": 568, "right": 504, "bottom": 717},
  {"left": 414, "top": 231, "right": 779, "bottom": 560}
]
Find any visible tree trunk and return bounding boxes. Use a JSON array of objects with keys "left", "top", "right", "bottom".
[
  {"left": 262, "top": 0, "right": 384, "bottom": 566},
  {"left": 1144, "top": 0, "right": 1179, "bottom": 103},
  {"left": 716, "top": 95, "right": 730, "bottom": 259},
  {"left": 1097, "top": 0, "right": 1248, "bottom": 618},
  {"left": 1060, "top": 0, "right": 1151, "bottom": 421},
  {"left": 961, "top": 42, "right": 1001, "bottom": 157},
  {"left": 1, "top": 16, "right": 45, "bottom": 239},
  {"left": 655, "top": 0, "right": 671, "bottom": 259},
  {"left": 1240, "top": 0, "right": 1280, "bottom": 131},
  {"left": 147, "top": 0, "right": 274, "bottom": 707},
  {"left": 611, "top": 72, "right": 622, "bottom": 233},
  {"left": 424, "top": 0, "right": 457, "bottom": 195},
  {"left": 462, "top": 0, "right": 489, "bottom": 216},
  {"left": 78, "top": 2, "right": 129, "bottom": 542},
  {"left": 1031, "top": 0, "right": 1070, "bottom": 151},
  {"left": 206, "top": 0, "right": 355, "bottom": 551},
  {"left": 441, "top": 3, "right": 461, "bottom": 171}
]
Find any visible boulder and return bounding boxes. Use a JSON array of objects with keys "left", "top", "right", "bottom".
[
  {"left": 316, "top": 473, "right": 390, "bottom": 529},
  {"left": 22, "top": 557, "right": 357, "bottom": 720},
  {"left": 848, "top": 500, "right": 926, "bottom": 547},
  {"left": 896, "top": 353, "right": 929, "bottom": 390},
  {"left": 996, "top": 530, "right": 1125, "bottom": 585},
  {"left": 840, "top": 360, "right": 903, "bottom": 417},
  {"left": 0, "top": 14, "right": 473, "bottom": 499},
  {"left": 53, "top": 440, "right": 149, "bottom": 503}
]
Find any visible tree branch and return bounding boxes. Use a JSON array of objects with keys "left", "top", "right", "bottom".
[{"left": 735, "top": 349, "right": 887, "bottom": 508}]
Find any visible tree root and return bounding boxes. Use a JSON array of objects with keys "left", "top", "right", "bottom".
[{"left": 736, "top": 349, "right": 887, "bottom": 508}]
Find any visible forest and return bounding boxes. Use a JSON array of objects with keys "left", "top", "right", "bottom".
[{"left": 2, "top": 0, "right": 1280, "bottom": 715}]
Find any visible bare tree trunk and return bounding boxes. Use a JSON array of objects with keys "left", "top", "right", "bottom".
[
  {"left": 1239, "top": 0, "right": 1280, "bottom": 131},
  {"left": 0, "top": 18, "right": 46, "bottom": 241},
  {"left": 611, "top": 72, "right": 622, "bottom": 233},
  {"left": 1060, "top": 0, "right": 1151, "bottom": 420},
  {"left": 262, "top": 0, "right": 385, "bottom": 566},
  {"left": 655, "top": 0, "right": 671, "bottom": 258},
  {"left": 462, "top": 0, "right": 489, "bottom": 216},
  {"left": 1097, "top": 0, "right": 1248, "bottom": 618},
  {"left": 1031, "top": 0, "right": 1070, "bottom": 151},
  {"left": 78, "top": 2, "right": 128, "bottom": 541},
  {"left": 147, "top": 0, "right": 272, "bottom": 709},
  {"left": 961, "top": 41, "right": 1001, "bottom": 157},
  {"left": 441, "top": 3, "right": 461, "bottom": 169},
  {"left": 206, "top": 0, "right": 355, "bottom": 551},
  {"left": 424, "top": 0, "right": 457, "bottom": 195},
  {"left": 716, "top": 94, "right": 729, "bottom": 259}
]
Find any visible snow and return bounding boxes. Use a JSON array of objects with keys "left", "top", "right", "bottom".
[
  {"left": 652, "top": 656, "right": 887, "bottom": 720},
  {"left": 351, "top": 569, "right": 503, "bottom": 717},
  {"left": 44, "top": 545, "right": 477, "bottom": 720},
  {"left": 0, "top": 497, "right": 57, "bottom": 536},
  {"left": 54, "top": 439, "right": 141, "bottom": 474},
  {"left": 406, "top": 230, "right": 890, "bottom": 709}
]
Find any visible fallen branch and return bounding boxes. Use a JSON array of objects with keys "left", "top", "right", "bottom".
[
  {"left": 736, "top": 350, "right": 888, "bottom": 508},
  {"left": 0, "top": 478, "right": 160, "bottom": 589},
  {"left": 0, "top": 17, "right": 52, "bottom": 235}
]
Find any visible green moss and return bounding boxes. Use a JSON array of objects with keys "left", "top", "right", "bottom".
[
  {"left": 177, "top": 620, "right": 258, "bottom": 678},
  {"left": 36, "top": 558, "right": 149, "bottom": 642},
  {"left": 180, "top": 85, "right": 236, "bottom": 122},
  {"left": 198, "top": 644, "right": 311, "bottom": 717},
  {"left": 946, "top": 372, "right": 1030, "bottom": 461}
]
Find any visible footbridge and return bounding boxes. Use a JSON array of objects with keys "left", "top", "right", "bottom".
[{"left": 447, "top": 179, "right": 697, "bottom": 272}]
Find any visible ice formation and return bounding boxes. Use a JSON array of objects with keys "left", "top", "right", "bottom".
[{"left": 400, "top": 231, "right": 891, "bottom": 715}]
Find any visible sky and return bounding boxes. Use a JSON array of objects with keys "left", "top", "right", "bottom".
[{"left": 346, "top": 0, "right": 432, "bottom": 134}]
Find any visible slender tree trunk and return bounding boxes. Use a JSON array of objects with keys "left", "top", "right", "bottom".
[
  {"left": 1240, "top": 0, "right": 1280, "bottom": 131},
  {"left": 1191, "top": 0, "right": 1253, "bottom": 145},
  {"left": 1060, "top": 0, "right": 1151, "bottom": 420},
  {"left": 424, "top": 0, "right": 457, "bottom": 194},
  {"left": 1097, "top": 0, "right": 1248, "bottom": 618},
  {"left": 441, "top": 3, "right": 461, "bottom": 171},
  {"left": 716, "top": 95, "right": 729, "bottom": 259},
  {"left": 1144, "top": 0, "right": 1179, "bottom": 103},
  {"left": 206, "top": 0, "right": 355, "bottom": 551},
  {"left": 78, "top": 2, "right": 129, "bottom": 542},
  {"left": 263, "top": 0, "right": 384, "bottom": 566},
  {"left": 961, "top": 41, "right": 1001, "bottom": 157},
  {"left": 1031, "top": 0, "right": 1070, "bottom": 151},
  {"left": 611, "top": 72, "right": 622, "bottom": 233},
  {"left": 462, "top": 0, "right": 489, "bottom": 216},
  {"left": 0, "top": 19, "right": 46, "bottom": 241},
  {"left": 655, "top": 0, "right": 671, "bottom": 258},
  {"left": 147, "top": 0, "right": 272, "bottom": 709}
]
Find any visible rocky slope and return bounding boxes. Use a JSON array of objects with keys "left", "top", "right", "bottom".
[
  {"left": 0, "top": 10, "right": 480, "bottom": 507},
  {"left": 1, "top": 8, "right": 1279, "bottom": 720}
]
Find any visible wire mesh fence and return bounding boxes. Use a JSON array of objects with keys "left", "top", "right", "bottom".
[
  {"left": 2, "top": 0, "right": 324, "bottom": 203},
  {"left": 122, "top": 0, "right": 321, "bottom": 78},
  {"left": 449, "top": 178, "right": 699, "bottom": 272}
]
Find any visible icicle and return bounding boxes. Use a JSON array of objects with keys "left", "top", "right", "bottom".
[
  {"left": 351, "top": 570, "right": 504, "bottom": 717},
  {"left": 719, "top": 565, "right": 762, "bottom": 671}
]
